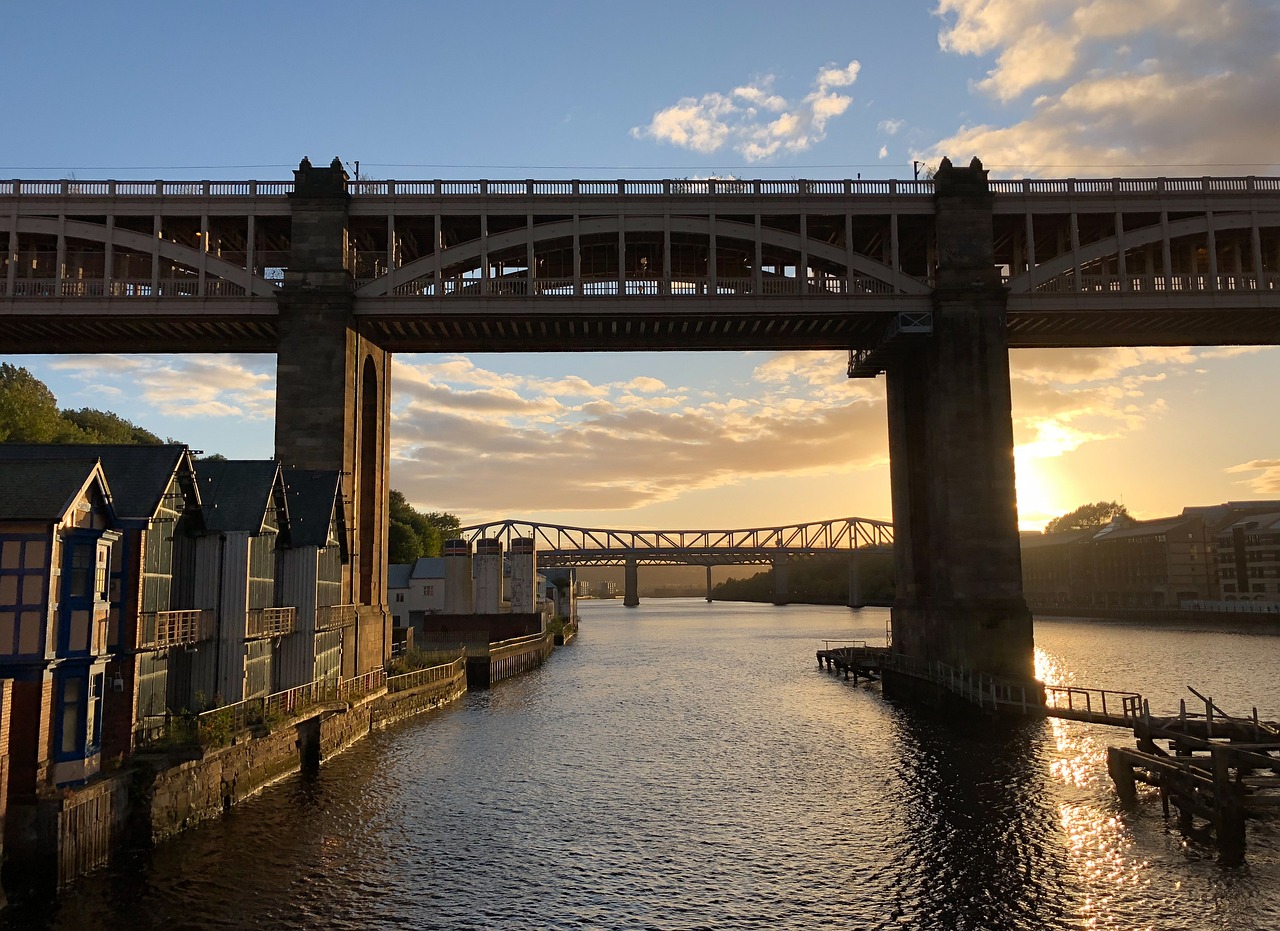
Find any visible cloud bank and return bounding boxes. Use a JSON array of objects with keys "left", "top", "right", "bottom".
[{"left": 928, "top": 0, "right": 1280, "bottom": 174}]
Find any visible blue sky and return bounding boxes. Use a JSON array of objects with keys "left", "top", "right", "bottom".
[{"left": 6, "top": 0, "right": 1280, "bottom": 530}]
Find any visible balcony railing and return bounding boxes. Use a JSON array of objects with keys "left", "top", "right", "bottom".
[
  {"left": 246, "top": 606, "right": 297, "bottom": 639},
  {"left": 138, "top": 609, "right": 214, "bottom": 649},
  {"left": 315, "top": 603, "right": 357, "bottom": 631}
]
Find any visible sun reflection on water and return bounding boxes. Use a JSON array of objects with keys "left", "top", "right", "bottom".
[{"left": 1038, "top": 646, "right": 1157, "bottom": 929}]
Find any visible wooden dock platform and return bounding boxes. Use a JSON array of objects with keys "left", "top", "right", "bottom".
[
  {"left": 815, "top": 644, "right": 1279, "bottom": 863},
  {"left": 1108, "top": 690, "right": 1280, "bottom": 865},
  {"left": 816, "top": 641, "right": 887, "bottom": 684}
]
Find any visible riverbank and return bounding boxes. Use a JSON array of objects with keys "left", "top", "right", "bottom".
[
  {"left": 1033, "top": 606, "right": 1280, "bottom": 632},
  {"left": 7, "top": 630, "right": 561, "bottom": 896}
]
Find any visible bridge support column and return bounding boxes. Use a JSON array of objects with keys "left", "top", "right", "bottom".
[
  {"left": 706, "top": 567, "right": 713, "bottom": 603},
  {"left": 885, "top": 158, "right": 1033, "bottom": 683},
  {"left": 848, "top": 552, "right": 864, "bottom": 609},
  {"left": 771, "top": 556, "right": 790, "bottom": 606},
  {"left": 623, "top": 557, "right": 639, "bottom": 607},
  {"left": 275, "top": 158, "right": 391, "bottom": 677}
]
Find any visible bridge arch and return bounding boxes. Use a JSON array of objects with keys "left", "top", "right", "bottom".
[
  {"left": 0, "top": 215, "right": 280, "bottom": 296},
  {"left": 356, "top": 215, "right": 931, "bottom": 297},
  {"left": 1006, "top": 211, "right": 1280, "bottom": 292}
]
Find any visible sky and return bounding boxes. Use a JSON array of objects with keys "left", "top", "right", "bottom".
[{"left": 5, "top": 0, "right": 1280, "bottom": 532}]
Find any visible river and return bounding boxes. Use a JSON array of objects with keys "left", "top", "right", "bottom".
[{"left": 8, "top": 599, "right": 1280, "bottom": 930}]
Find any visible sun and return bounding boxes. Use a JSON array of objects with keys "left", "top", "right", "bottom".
[{"left": 1014, "top": 452, "right": 1063, "bottom": 531}]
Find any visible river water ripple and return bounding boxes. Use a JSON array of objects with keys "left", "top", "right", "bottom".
[{"left": 10, "top": 599, "right": 1280, "bottom": 930}]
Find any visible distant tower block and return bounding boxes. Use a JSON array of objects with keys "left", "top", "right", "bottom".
[
  {"left": 444, "top": 538, "right": 474, "bottom": 614},
  {"left": 474, "top": 538, "right": 503, "bottom": 614},
  {"left": 510, "top": 537, "right": 537, "bottom": 613}
]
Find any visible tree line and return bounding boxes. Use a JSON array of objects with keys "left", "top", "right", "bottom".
[
  {"left": 0, "top": 363, "right": 166, "bottom": 445},
  {"left": 712, "top": 552, "right": 896, "bottom": 605}
]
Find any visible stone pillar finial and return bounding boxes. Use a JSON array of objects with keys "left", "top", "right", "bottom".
[
  {"left": 933, "top": 154, "right": 990, "bottom": 198},
  {"left": 292, "top": 157, "right": 349, "bottom": 198}
]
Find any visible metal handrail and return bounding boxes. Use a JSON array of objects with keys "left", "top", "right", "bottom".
[
  {"left": 138, "top": 608, "right": 214, "bottom": 649},
  {"left": 1043, "top": 685, "right": 1143, "bottom": 721},
  {"left": 386, "top": 656, "right": 466, "bottom": 693},
  {"left": 246, "top": 606, "right": 297, "bottom": 639},
  {"left": 5, "top": 176, "right": 1276, "bottom": 199},
  {"left": 316, "top": 603, "right": 357, "bottom": 631}
]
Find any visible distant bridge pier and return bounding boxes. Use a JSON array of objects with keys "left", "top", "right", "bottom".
[
  {"left": 884, "top": 158, "right": 1033, "bottom": 683},
  {"left": 623, "top": 556, "right": 639, "bottom": 607},
  {"left": 848, "top": 552, "right": 863, "bottom": 609},
  {"left": 771, "top": 556, "right": 790, "bottom": 606},
  {"left": 275, "top": 157, "right": 390, "bottom": 677},
  {"left": 705, "top": 567, "right": 713, "bottom": 603}
]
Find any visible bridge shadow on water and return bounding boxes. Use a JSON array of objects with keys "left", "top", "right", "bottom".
[{"left": 878, "top": 703, "right": 1070, "bottom": 931}]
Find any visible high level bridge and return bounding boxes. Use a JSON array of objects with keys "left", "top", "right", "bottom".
[
  {"left": 459, "top": 516, "right": 893, "bottom": 606},
  {"left": 3, "top": 156, "right": 1278, "bottom": 686}
]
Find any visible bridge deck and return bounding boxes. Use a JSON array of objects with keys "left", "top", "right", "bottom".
[{"left": 3, "top": 173, "right": 1277, "bottom": 353}]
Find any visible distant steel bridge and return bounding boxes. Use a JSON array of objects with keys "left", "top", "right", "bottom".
[{"left": 458, "top": 516, "right": 892, "bottom": 567}]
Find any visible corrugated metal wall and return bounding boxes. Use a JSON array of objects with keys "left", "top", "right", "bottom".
[
  {"left": 216, "top": 534, "right": 250, "bottom": 703},
  {"left": 243, "top": 639, "right": 271, "bottom": 701},
  {"left": 136, "top": 650, "right": 168, "bottom": 724},
  {"left": 274, "top": 548, "right": 317, "bottom": 691},
  {"left": 314, "top": 629, "right": 341, "bottom": 683}
]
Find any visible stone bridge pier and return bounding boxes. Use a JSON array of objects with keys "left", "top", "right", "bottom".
[
  {"left": 275, "top": 158, "right": 391, "bottom": 675},
  {"left": 623, "top": 556, "right": 640, "bottom": 607},
  {"left": 885, "top": 159, "right": 1034, "bottom": 683}
]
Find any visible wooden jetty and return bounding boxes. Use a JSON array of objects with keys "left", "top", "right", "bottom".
[
  {"left": 816, "top": 641, "right": 887, "bottom": 684},
  {"left": 1108, "top": 689, "right": 1280, "bottom": 865},
  {"left": 815, "top": 645, "right": 1279, "bottom": 862}
]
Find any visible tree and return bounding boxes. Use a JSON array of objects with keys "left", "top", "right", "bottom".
[
  {"left": 388, "top": 490, "right": 462, "bottom": 563},
  {"left": 0, "top": 364, "right": 172, "bottom": 447},
  {"left": 1044, "top": 501, "right": 1131, "bottom": 534},
  {"left": 0, "top": 363, "right": 73, "bottom": 442},
  {"left": 63, "top": 408, "right": 164, "bottom": 445}
]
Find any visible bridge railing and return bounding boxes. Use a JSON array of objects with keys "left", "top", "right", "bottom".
[
  {"left": 1043, "top": 685, "right": 1143, "bottom": 722},
  {"left": 1019, "top": 273, "right": 1278, "bottom": 294},
  {"left": 6, "top": 176, "right": 1277, "bottom": 200}
]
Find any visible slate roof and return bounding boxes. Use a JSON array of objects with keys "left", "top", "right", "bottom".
[
  {"left": 198, "top": 460, "right": 283, "bottom": 533},
  {"left": 411, "top": 557, "right": 445, "bottom": 580},
  {"left": 0, "top": 444, "right": 194, "bottom": 521},
  {"left": 281, "top": 468, "right": 342, "bottom": 548},
  {"left": 1019, "top": 528, "right": 1096, "bottom": 550},
  {"left": 1216, "top": 511, "right": 1280, "bottom": 535},
  {"left": 0, "top": 458, "right": 110, "bottom": 521},
  {"left": 387, "top": 564, "right": 413, "bottom": 590},
  {"left": 1092, "top": 516, "right": 1195, "bottom": 541}
]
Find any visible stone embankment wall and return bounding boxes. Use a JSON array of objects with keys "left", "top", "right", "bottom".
[
  {"left": 146, "top": 668, "right": 467, "bottom": 843},
  {"left": 19, "top": 667, "right": 468, "bottom": 889}
]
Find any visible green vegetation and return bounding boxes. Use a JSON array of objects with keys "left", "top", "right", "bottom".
[
  {"left": 1044, "top": 501, "right": 1131, "bottom": 533},
  {"left": 197, "top": 708, "right": 234, "bottom": 749},
  {"left": 389, "top": 490, "right": 462, "bottom": 563},
  {"left": 387, "top": 647, "right": 461, "bottom": 676},
  {"left": 712, "top": 553, "right": 896, "bottom": 605},
  {"left": 0, "top": 363, "right": 168, "bottom": 444}
]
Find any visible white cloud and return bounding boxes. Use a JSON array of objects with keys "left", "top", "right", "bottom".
[
  {"left": 877, "top": 118, "right": 905, "bottom": 135},
  {"left": 878, "top": 145, "right": 888, "bottom": 159},
  {"left": 1226, "top": 460, "right": 1280, "bottom": 494},
  {"left": 631, "top": 60, "right": 862, "bottom": 162},
  {"left": 928, "top": 0, "right": 1280, "bottom": 174},
  {"left": 50, "top": 354, "right": 274, "bottom": 420}
]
